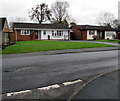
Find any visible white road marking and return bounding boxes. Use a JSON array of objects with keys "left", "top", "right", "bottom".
[
  {"left": 7, "top": 90, "right": 31, "bottom": 97},
  {"left": 38, "top": 84, "right": 60, "bottom": 90},
  {"left": 63, "top": 79, "right": 83, "bottom": 86},
  {"left": 6, "top": 79, "right": 83, "bottom": 97}
]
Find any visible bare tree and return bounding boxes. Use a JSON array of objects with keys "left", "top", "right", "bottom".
[
  {"left": 28, "top": 3, "right": 52, "bottom": 24},
  {"left": 112, "top": 19, "right": 120, "bottom": 28},
  {"left": 51, "top": 0, "right": 70, "bottom": 23},
  {"left": 97, "top": 12, "right": 115, "bottom": 27}
]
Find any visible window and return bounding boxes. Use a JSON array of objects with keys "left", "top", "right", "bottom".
[
  {"left": 55, "top": 30, "right": 63, "bottom": 36},
  {"left": 106, "top": 31, "right": 114, "bottom": 37},
  {"left": 52, "top": 30, "right": 64, "bottom": 36},
  {"left": 43, "top": 30, "right": 46, "bottom": 35},
  {"left": 59, "top": 31, "right": 61, "bottom": 36},
  {"left": 21, "top": 30, "right": 30, "bottom": 35},
  {"left": 89, "top": 30, "right": 95, "bottom": 35},
  {"left": 61, "top": 31, "right": 63, "bottom": 36},
  {"left": 57, "top": 31, "right": 59, "bottom": 36},
  {"left": 52, "top": 31, "right": 54, "bottom": 36}
]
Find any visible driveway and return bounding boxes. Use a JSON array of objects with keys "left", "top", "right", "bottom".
[{"left": 69, "top": 40, "right": 119, "bottom": 46}]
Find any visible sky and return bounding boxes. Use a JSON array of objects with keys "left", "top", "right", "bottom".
[{"left": 0, "top": 0, "right": 120, "bottom": 25}]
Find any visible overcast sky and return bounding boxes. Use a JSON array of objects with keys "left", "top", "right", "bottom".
[{"left": 0, "top": 0, "right": 119, "bottom": 25}]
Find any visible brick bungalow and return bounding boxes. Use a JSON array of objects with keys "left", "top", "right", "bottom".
[
  {"left": 70, "top": 25, "right": 118, "bottom": 40},
  {"left": 13, "top": 23, "right": 70, "bottom": 41}
]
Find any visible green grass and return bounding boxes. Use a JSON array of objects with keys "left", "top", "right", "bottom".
[
  {"left": 92, "top": 40, "right": 120, "bottom": 43},
  {"left": 2, "top": 40, "right": 116, "bottom": 54},
  {"left": 0, "top": 49, "right": 2, "bottom": 54}
]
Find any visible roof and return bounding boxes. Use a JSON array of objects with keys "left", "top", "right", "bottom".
[
  {"left": 115, "top": 28, "right": 120, "bottom": 32},
  {"left": 0, "top": 17, "right": 6, "bottom": 30},
  {"left": 13, "top": 23, "right": 69, "bottom": 30},
  {"left": 71, "top": 25, "right": 115, "bottom": 31}
]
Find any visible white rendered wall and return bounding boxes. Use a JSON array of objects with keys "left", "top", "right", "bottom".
[
  {"left": 41, "top": 29, "right": 69, "bottom": 40},
  {"left": 105, "top": 31, "right": 116, "bottom": 39}
]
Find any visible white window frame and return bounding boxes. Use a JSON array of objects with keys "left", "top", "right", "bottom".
[
  {"left": 52, "top": 31, "right": 54, "bottom": 36},
  {"left": 43, "top": 30, "right": 46, "bottom": 35},
  {"left": 21, "top": 30, "right": 30, "bottom": 35},
  {"left": 106, "top": 31, "right": 114, "bottom": 37},
  {"left": 56, "top": 30, "right": 63, "bottom": 36},
  {"left": 89, "top": 30, "right": 95, "bottom": 35}
]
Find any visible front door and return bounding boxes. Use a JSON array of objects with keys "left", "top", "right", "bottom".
[{"left": 35, "top": 30, "right": 38, "bottom": 40}]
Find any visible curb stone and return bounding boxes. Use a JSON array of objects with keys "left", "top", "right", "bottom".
[{"left": 2, "top": 47, "right": 118, "bottom": 58}]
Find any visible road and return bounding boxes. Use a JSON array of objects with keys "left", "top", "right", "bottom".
[
  {"left": 73, "top": 70, "right": 119, "bottom": 99},
  {"left": 2, "top": 50, "right": 118, "bottom": 94}
]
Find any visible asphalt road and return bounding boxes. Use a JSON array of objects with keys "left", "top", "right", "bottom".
[
  {"left": 2, "top": 50, "right": 118, "bottom": 94},
  {"left": 73, "top": 70, "right": 119, "bottom": 99}
]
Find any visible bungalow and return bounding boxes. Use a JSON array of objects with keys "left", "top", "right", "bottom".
[
  {"left": 0, "top": 17, "right": 10, "bottom": 45},
  {"left": 13, "top": 23, "right": 70, "bottom": 41},
  {"left": 70, "top": 25, "right": 117, "bottom": 40}
]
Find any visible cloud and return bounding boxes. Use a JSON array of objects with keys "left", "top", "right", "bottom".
[{"left": 0, "top": 0, "right": 119, "bottom": 24}]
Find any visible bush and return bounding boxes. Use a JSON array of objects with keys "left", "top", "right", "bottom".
[
  {"left": 112, "top": 34, "right": 117, "bottom": 39},
  {"left": 93, "top": 35, "right": 98, "bottom": 40}
]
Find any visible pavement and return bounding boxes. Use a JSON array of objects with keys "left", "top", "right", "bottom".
[
  {"left": 2, "top": 47, "right": 118, "bottom": 58},
  {"left": 69, "top": 70, "right": 119, "bottom": 100}
]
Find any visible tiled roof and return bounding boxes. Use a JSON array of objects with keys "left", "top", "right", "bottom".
[
  {"left": 0, "top": 17, "right": 6, "bottom": 30},
  {"left": 71, "top": 25, "right": 115, "bottom": 31},
  {"left": 13, "top": 23, "right": 69, "bottom": 29},
  {"left": 115, "top": 28, "right": 120, "bottom": 32}
]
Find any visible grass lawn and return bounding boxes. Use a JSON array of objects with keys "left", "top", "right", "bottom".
[
  {"left": 92, "top": 39, "right": 120, "bottom": 43},
  {"left": 2, "top": 40, "right": 116, "bottom": 54}
]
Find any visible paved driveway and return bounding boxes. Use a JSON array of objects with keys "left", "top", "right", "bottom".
[{"left": 69, "top": 40, "right": 119, "bottom": 46}]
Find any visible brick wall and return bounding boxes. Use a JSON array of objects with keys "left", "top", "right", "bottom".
[
  {"left": 15, "top": 30, "right": 36, "bottom": 41},
  {"left": 81, "top": 31, "right": 87, "bottom": 40},
  {"left": 71, "top": 27, "right": 87, "bottom": 40},
  {"left": 71, "top": 27, "right": 81, "bottom": 40},
  {"left": 116, "top": 32, "right": 120, "bottom": 39}
]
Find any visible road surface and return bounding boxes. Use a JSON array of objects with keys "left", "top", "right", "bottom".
[
  {"left": 2, "top": 50, "right": 118, "bottom": 93},
  {"left": 73, "top": 70, "right": 119, "bottom": 99}
]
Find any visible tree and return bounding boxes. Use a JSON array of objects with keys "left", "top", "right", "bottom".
[
  {"left": 51, "top": 0, "right": 70, "bottom": 23},
  {"left": 97, "top": 12, "right": 115, "bottom": 27},
  {"left": 28, "top": 3, "right": 52, "bottom": 24},
  {"left": 112, "top": 19, "right": 120, "bottom": 28}
]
